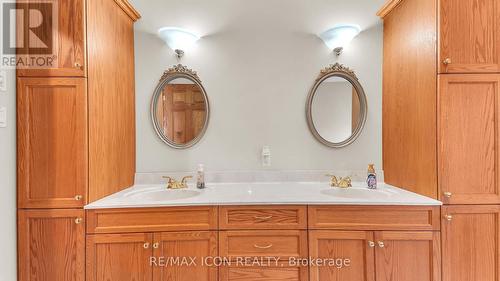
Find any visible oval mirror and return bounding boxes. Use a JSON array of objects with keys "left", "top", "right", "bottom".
[
  {"left": 151, "top": 64, "right": 210, "bottom": 149},
  {"left": 306, "top": 63, "right": 367, "bottom": 148}
]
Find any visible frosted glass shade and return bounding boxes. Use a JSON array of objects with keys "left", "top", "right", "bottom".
[
  {"left": 158, "top": 27, "right": 200, "bottom": 51},
  {"left": 319, "top": 25, "right": 361, "bottom": 50}
]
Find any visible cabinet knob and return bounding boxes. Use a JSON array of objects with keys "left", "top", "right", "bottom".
[
  {"left": 153, "top": 242, "right": 159, "bottom": 249},
  {"left": 443, "top": 58, "right": 452, "bottom": 65},
  {"left": 143, "top": 243, "right": 150, "bottom": 249},
  {"left": 74, "top": 218, "right": 83, "bottom": 224},
  {"left": 368, "top": 241, "right": 375, "bottom": 248},
  {"left": 444, "top": 215, "right": 453, "bottom": 221},
  {"left": 377, "top": 241, "right": 385, "bottom": 248},
  {"left": 74, "top": 62, "right": 82, "bottom": 69},
  {"left": 443, "top": 192, "right": 452, "bottom": 198},
  {"left": 75, "top": 195, "right": 83, "bottom": 201}
]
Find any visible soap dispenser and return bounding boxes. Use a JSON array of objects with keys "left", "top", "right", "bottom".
[
  {"left": 367, "top": 164, "right": 377, "bottom": 189},
  {"left": 196, "top": 164, "right": 206, "bottom": 189}
]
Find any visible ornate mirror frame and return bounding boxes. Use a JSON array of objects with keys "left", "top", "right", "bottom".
[
  {"left": 306, "top": 63, "right": 368, "bottom": 148},
  {"left": 150, "top": 64, "right": 210, "bottom": 149}
]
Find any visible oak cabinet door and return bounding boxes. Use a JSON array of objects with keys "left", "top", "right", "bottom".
[
  {"left": 17, "top": 0, "right": 86, "bottom": 77},
  {"left": 439, "top": 0, "right": 500, "bottom": 73},
  {"left": 86, "top": 233, "right": 153, "bottom": 281},
  {"left": 18, "top": 209, "right": 85, "bottom": 281},
  {"left": 439, "top": 74, "right": 500, "bottom": 204},
  {"left": 374, "top": 231, "right": 441, "bottom": 281},
  {"left": 152, "top": 231, "right": 217, "bottom": 281},
  {"left": 442, "top": 205, "right": 500, "bottom": 281},
  {"left": 308, "top": 231, "right": 375, "bottom": 281},
  {"left": 17, "top": 77, "right": 87, "bottom": 208}
]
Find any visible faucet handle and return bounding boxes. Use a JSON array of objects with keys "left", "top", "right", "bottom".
[
  {"left": 181, "top": 176, "right": 193, "bottom": 184},
  {"left": 162, "top": 176, "right": 175, "bottom": 183},
  {"left": 326, "top": 174, "right": 339, "bottom": 187}
]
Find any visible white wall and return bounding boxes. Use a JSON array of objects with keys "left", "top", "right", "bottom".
[
  {"left": 135, "top": 24, "right": 383, "bottom": 172},
  {"left": 0, "top": 68, "right": 17, "bottom": 280}
]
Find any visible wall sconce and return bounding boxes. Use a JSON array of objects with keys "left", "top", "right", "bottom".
[
  {"left": 158, "top": 27, "right": 200, "bottom": 58},
  {"left": 319, "top": 25, "right": 361, "bottom": 56}
]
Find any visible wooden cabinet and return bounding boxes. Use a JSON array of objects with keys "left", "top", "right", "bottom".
[
  {"left": 374, "top": 231, "right": 440, "bottom": 281},
  {"left": 220, "top": 266, "right": 308, "bottom": 281},
  {"left": 309, "top": 231, "right": 375, "bottom": 281},
  {"left": 17, "top": 0, "right": 86, "bottom": 77},
  {"left": 153, "top": 232, "right": 218, "bottom": 281},
  {"left": 87, "top": 231, "right": 217, "bottom": 281},
  {"left": 17, "top": 77, "right": 87, "bottom": 208},
  {"left": 309, "top": 230, "right": 440, "bottom": 281},
  {"left": 439, "top": 0, "right": 500, "bottom": 73},
  {"left": 219, "top": 205, "right": 307, "bottom": 230},
  {"left": 439, "top": 74, "right": 500, "bottom": 204},
  {"left": 220, "top": 230, "right": 308, "bottom": 259},
  {"left": 18, "top": 209, "right": 85, "bottom": 281},
  {"left": 87, "top": 233, "right": 153, "bottom": 281},
  {"left": 442, "top": 205, "right": 500, "bottom": 281}
]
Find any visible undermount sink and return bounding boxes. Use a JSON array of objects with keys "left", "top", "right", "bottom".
[
  {"left": 321, "top": 187, "right": 396, "bottom": 199},
  {"left": 124, "top": 187, "right": 201, "bottom": 201}
]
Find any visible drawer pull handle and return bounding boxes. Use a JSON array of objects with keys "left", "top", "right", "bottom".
[
  {"left": 254, "top": 244, "right": 273, "bottom": 249},
  {"left": 368, "top": 241, "right": 375, "bottom": 248},
  {"left": 254, "top": 215, "right": 273, "bottom": 220}
]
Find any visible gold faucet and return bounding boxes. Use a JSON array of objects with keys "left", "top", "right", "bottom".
[
  {"left": 162, "top": 176, "right": 193, "bottom": 189},
  {"left": 326, "top": 175, "right": 352, "bottom": 188}
]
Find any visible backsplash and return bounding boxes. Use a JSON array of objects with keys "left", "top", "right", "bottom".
[{"left": 135, "top": 170, "right": 384, "bottom": 184}]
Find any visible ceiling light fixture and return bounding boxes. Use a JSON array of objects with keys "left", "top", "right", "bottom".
[
  {"left": 158, "top": 27, "right": 200, "bottom": 58},
  {"left": 319, "top": 25, "right": 361, "bottom": 56}
]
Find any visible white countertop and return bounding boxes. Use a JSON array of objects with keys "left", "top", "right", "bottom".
[{"left": 85, "top": 182, "right": 441, "bottom": 209}]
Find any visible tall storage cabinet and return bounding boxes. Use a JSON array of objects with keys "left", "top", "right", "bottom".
[
  {"left": 379, "top": 0, "right": 500, "bottom": 280},
  {"left": 16, "top": 1, "right": 140, "bottom": 281}
]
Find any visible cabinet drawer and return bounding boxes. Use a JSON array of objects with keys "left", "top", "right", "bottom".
[
  {"left": 219, "top": 206, "right": 307, "bottom": 229},
  {"left": 220, "top": 266, "right": 308, "bottom": 281},
  {"left": 220, "top": 230, "right": 307, "bottom": 259},
  {"left": 86, "top": 207, "right": 217, "bottom": 233},
  {"left": 309, "top": 206, "right": 440, "bottom": 231}
]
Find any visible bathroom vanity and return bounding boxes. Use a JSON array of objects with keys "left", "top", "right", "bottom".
[{"left": 83, "top": 183, "right": 441, "bottom": 281}]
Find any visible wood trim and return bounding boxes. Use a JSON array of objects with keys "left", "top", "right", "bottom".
[
  {"left": 377, "top": 0, "right": 404, "bottom": 18},
  {"left": 219, "top": 205, "right": 307, "bottom": 230},
  {"left": 113, "top": 0, "right": 141, "bottom": 21},
  {"left": 308, "top": 206, "right": 440, "bottom": 231},
  {"left": 86, "top": 206, "right": 218, "bottom": 233}
]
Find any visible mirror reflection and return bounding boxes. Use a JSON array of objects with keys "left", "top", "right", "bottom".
[
  {"left": 311, "top": 76, "right": 360, "bottom": 143},
  {"left": 306, "top": 64, "right": 367, "bottom": 148},
  {"left": 151, "top": 65, "right": 209, "bottom": 149}
]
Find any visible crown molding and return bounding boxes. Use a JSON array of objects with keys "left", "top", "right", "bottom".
[
  {"left": 376, "top": 0, "right": 403, "bottom": 18},
  {"left": 114, "top": 0, "right": 141, "bottom": 22}
]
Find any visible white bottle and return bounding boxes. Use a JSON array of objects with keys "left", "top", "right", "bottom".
[{"left": 196, "top": 164, "right": 205, "bottom": 189}]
